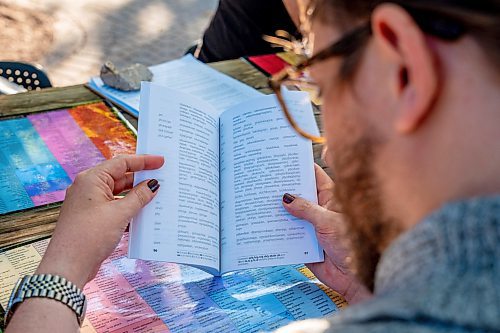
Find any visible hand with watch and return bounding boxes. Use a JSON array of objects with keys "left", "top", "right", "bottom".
[{"left": 4, "top": 155, "right": 164, "bottom": 332}]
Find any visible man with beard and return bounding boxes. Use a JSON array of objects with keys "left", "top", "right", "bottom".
[
  {"left": 4, "top": 0, "right": 500, "bottom": 332},
  {"left": 278, "top": 0, "right": 500, "bottom": 331}
]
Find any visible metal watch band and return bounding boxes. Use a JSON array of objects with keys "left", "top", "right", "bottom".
[{"left": 5, "top": 274, "right": 87, "bottom": 327}]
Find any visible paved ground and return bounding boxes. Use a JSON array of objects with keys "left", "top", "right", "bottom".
[{"left": 1, "top": 0, "right": 218, "bottom": 86}]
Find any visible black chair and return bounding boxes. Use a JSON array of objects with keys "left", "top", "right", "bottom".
[{"left": 0, "top": 62, "right": 52, "bottom": 91}]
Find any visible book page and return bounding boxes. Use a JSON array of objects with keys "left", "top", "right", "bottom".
[
  {"left": 129, "top": 83, "right": 221, "bottom": 275},
  {"left": 219, "top": 93, "right": 324, "bottom": 273}
]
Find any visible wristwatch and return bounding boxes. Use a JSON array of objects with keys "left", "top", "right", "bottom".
[{"left": 4, "top": 274, "right": 87, "bottom": 327}]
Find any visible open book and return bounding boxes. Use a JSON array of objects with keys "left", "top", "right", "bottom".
[{"left": 129, "top": 82, "right": 324, "bottom": 275}]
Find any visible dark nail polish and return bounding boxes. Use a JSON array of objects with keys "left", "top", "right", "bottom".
[
  {"left": 283, "top": 193, "right": 295, "bottom": 204},
  {"left": 147, "top": 179, "right": 160, "bottom": 193}
]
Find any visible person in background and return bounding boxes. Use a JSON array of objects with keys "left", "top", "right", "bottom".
[
  {"left": 5, "top": 0, "right": 500, "bottom": 332},
  {"left": 193, "top": 0, "right": 301, "bottom": 62}
]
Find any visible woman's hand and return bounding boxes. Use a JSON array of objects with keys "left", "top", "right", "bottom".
[
  {"left": 283, "top": 164, "right": 371, "bottom": 304},
  {"left": 36, "top": 154, "right": 164, "bottom": 289}
]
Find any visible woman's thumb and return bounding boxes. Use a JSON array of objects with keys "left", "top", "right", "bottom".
[
  {"left": 116, "top": 179, "right": 160, "bottom": 216},
  {"left": 282, "top": 193, "right": 336, "bottom": 233}
]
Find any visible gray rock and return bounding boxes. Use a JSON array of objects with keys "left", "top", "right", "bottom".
[{"left": 100, "top": 61, "right": 153, "bottom": 91}]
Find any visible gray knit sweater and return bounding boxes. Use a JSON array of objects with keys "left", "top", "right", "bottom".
[{"left": 277, "top": 196, "right": 500, "bottom": 333}]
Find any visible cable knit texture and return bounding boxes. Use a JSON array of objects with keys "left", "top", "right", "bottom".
[{"left": 278, "top": 196, "right": 500, "bottom": 332}]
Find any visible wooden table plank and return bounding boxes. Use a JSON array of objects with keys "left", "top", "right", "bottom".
[
  {"left": 0, "top": 206, "right": 60, "bottom": 249},
  {"left": 0, "top": 85, "right": 100, "bottom": 116}
]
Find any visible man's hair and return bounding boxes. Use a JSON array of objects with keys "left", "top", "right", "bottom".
[{"left": 312, "top": 0, "right": 500, "bottom": 80}]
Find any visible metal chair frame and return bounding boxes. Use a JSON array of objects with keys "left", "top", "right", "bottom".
[{"left": 0, "top": 62, "right": 52, "bottom": 92}]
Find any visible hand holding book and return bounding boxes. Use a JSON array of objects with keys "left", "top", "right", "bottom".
[
  {"left": 283, "top": 164, "right": 372, "bottom": 304},
  {"left": 36, "top": 155, "right": 164, "bottom": 290}
]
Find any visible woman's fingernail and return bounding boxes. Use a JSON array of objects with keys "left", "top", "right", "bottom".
[
  {"left": 283, "top": 193, "right": 295, "bottom": 204},
  {"left": 147, "top": 179, "right": 160, "bottom": 193}
]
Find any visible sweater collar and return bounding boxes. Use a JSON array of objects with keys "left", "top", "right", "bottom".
[{"left": 375, "top": 195, "right": 500, "bottom": 294}]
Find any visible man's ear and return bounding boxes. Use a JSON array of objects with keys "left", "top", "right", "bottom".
[{"left": 372, "top": 4, "right": 439, "bottom": 134}]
